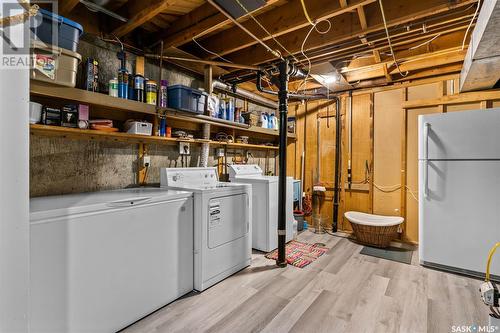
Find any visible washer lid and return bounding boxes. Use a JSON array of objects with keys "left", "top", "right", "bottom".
[{"left": 30, "top": 187, "right": 192, "bottom": 222}]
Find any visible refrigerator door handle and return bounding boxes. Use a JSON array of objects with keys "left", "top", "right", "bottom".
[{"left": 423, "top": 122, "right": 430, "bottom": 199}]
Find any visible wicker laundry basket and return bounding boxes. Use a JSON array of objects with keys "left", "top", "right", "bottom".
[{"left": 350, "top": 223, "right": 399, "bottom": 248}]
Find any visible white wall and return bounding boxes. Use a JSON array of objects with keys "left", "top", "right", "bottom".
[{"left": 0, "top": 1, "right": 30, "bottom": 331}]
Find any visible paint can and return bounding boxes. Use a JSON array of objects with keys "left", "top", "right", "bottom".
[
  {"left": 159, "top": 118, "right": 166, "bottom": 137},
  {"left": 128, "top": 75, "right": 136, "bottom": 100},
  {"left": 109, "top": 78, "right": 118, "bottom": 97},
  {"left": 146, "top": 80, "right": 157, "bottom": 105},
  {"left": 159, "top": 79, "right": 168, "bottom": 108},
  {"left": 134, "top": 74, "right": 145, "bottom": 102},
  {"left": 118, "top": 69, "right": 129, "bottom": 99}
]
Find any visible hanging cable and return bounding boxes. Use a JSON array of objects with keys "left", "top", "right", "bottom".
[
  {"left": 207, "top": 0, "right": 281, "bottom": 59},
  {"left": 300, "top": 0, "right": 314, "bottom": 26},
  {"left": 408, "top": 33, "right": 441, "bottom": 50},
  {"left": 461, "top": 0, "right": 481, "bottom": 50},
  {"left": 378, "top": 0, "right": 408, "bottom": 77},
  {"left": 192, "top": 37, "right": 234, "bottom": 63},
  {"left": 486, "top": 242, "right": 500, "bottom": 282},
  {"left": 233, "top": 0, "right": 298, "bottom": 63}
]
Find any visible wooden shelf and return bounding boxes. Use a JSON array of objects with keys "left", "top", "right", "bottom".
[
  {"left": 30, "top": 81, "right": 157, "bottom": 115},
  {"left": 30, "top": 81, "right": 296, "bottom": 140},
  {"left": 30, "top": 124, "right": 280, "bottom": 150}
]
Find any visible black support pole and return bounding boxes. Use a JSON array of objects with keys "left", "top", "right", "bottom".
[
  {"left": 276, "top": 59, "right": 289, "bottom": 267},
  {"left": 332, "top": 97, "right": 341, "bottom": 232}
]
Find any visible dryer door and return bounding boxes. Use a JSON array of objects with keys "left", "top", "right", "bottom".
[{"left": 208, "top": 194, "right": 249, "bottom": 248}]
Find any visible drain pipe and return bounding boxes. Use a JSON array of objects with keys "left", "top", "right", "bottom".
[
  {"left": 255, "top": 65, "right": 342, "bottom": 265},
  {"left": 213, "top": 80, "right": 278, "bottom": 109}
]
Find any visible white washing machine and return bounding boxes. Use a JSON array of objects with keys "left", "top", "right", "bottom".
[
  {"left": 228, "top": 164, "right": 294, "bottom": 252},
  {"left": 160, "top": 167, "right": 252, "bottom": 291}
]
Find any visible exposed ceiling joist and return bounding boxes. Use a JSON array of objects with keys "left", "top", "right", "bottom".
[
  {"left": 59, "top": 0, "right": 80, "bottom": 16},
  {"left": 111, "top": 0, "right": 176, "bottom": 37},
  {"left": 344, "top": 47, "right": 466, "bottom": 81},
  {"left": 152, "top": 0, "right": 281, "bottom": 49},
  {"left": 224, "top": 0, "right": 477, "bottom": 65},
  {"left": 199, "top": 0, "right": 376, "bottom": 58}
]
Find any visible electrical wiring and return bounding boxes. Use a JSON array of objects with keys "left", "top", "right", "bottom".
[
  {"left": 233, "top": 0, "right": 296, "bottom": 62},
  {"left": 296, "top": 0, "right": 333, "bottom": 94},
  {"left": 408, "top": 33, "right": 441, "bottom": 50},
  {"left": 192, "top": 37, "right": 234, "bottom": 63},
  {"left": 350, "top": 176, "right": 419, "bottom": 202},
  {"left": 486, "top": 242, "right": 500, "bottom": 282},
  {"left": 461, "top": 0, "right": 481, "bottom": 50},
  {"left": 378, "top": 0, "right": 408, "bottom": 78},
  {"left": 300, "top": 0, "right": 314, "bottom": 26}
]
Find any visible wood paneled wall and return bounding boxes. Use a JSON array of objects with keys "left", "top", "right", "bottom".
[{"left": 289, "top": 75, "right": 500, "bottom": 244}]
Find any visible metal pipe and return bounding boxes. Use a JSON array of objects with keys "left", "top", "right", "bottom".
[
  {"left": 206, "top": 0, "right": 282, "bottom": 60},
  {"left": 256, "top": 72, "right": 327, "bottom": 100},
  {"left": 276, "top": 59, "right": 289, "bottom": 267},
  {"left": 144, "top": 54, "right": 261, "bottom": 71},
  {"left": 213, "top": 80, "right": 278, "bottom": 109}
]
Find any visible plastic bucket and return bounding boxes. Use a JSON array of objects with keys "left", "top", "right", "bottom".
[
  {"left": 31, "top": 9, "right": 83, "bottom": 52},
  {"left": 294, "top": 211, "right": 305, "bottom": 232}
]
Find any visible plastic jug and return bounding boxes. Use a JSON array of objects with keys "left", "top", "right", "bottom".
[{"left": 260, "top": 112, "right": 268, "bottom": 128}]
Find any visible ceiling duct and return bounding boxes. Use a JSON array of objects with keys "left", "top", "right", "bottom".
[
  {"left": 212, "top": 0, "right": 265, "bottom": 19},
  {"left": 460, "top": 0, "right": 500, "bottom": 92}
]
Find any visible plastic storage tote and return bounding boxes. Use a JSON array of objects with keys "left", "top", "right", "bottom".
[
  {"left": 31, "top": 9, "right": 83, "bottom": 52},
  {"left": 167, "top": 85, "right": 207, "bottom": 114},
  {"left": 31, "top": 41, "right": 82, "bottom": 87}
]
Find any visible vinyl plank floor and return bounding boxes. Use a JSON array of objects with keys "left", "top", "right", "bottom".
[{"left": 122, "top": 231, "right": 490, "bottom": 333}]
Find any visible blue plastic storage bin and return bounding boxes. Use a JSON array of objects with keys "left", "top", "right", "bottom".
[
  {"left": 31, "top": 9, "right": 83, "bottom": 52},
  {"left": 167, "top": 85, "right": 207, "bottom": 114}
]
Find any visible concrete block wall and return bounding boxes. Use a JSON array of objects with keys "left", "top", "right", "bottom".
[{"left": 30, "top": 39, "right": 278, "bottom": 197}]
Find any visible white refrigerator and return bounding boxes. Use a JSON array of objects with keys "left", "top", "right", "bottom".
[{"left": 419, "top": 108, "right": 500, "bottom": 281}]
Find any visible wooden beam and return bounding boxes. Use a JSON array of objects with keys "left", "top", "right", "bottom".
[
  {"left": 344, "top": 47, "right": 466, "bottom": 82},
  {"left": 373, "top": 50, "right": 381, "bottom": 62},
  {"left": 225, "top": 0, "right": 476, "bottom": 65},
  {"left": 357, "top": 6, "right": 369, "bottom": 44},
  {"left": 357, "top": 6, "right": 368, "bottom": 29},
  {"left": 59, "top": 0, "right": 80, "bottom": 16},
  {"left": 402, "top": 90, "right": 500, "bottom": 109},
  {"left": 199, "top": 0, "right": 375, "bottom": 58},
  {"left": 383, "top": 64, "right": 392, "bottom": 82},
  {"left": 339, "top": 0, "right": 348, "bottom": 7},
  {"left": 151, "top": 0, "right": 280, "bottom": 48},
  {"left": 309, "top": 22, "right": 470, "bottom": 65},
  {"left": 112, "top": 0, "right": 175, "bottom": 37}
]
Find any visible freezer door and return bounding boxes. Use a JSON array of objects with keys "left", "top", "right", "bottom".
[
  {"left": 419, "top": 160, "right": 500, "bottom": 278},
  {"left": 418, "top": 108, "right": 500, "bottom": 160}
]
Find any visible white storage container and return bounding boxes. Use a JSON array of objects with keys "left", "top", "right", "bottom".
[
  {"left": 30, "top": 188, "right": 194, "bottom": 333},
  {"left": 124, "top": 120, "right": 153, "bottom": 136},
  {"left": 31, "top": 41, "right": 81, "bottom": 87}
]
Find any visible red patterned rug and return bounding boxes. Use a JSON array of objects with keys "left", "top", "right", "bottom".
[{"left": 265, "top": 240, "right": 329, "bottom": 268}]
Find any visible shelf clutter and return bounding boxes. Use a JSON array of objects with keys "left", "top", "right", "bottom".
[{"left": 30, "top": 81, "right": 295, "bottom": 149}]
